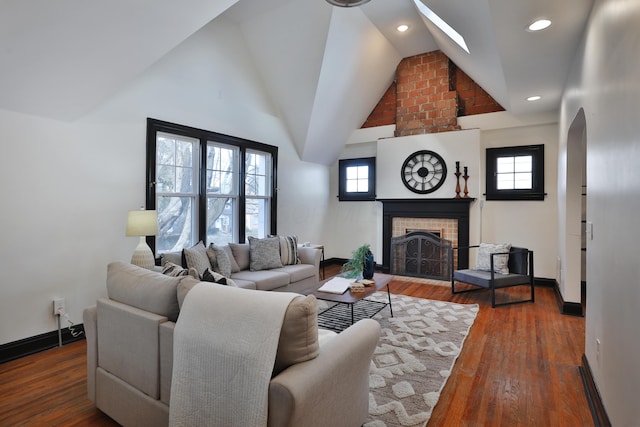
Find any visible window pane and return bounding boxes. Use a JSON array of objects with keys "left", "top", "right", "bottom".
[
  {"left": 514, "top": 172, "right": 532, "bottom": 189},
  {"left": 497, "top": 174, "right": 514, "bottom": 189},
  {"left": 246, "top": 151, "right": 271, "bottom": 197},
  {"left": 497, "top": 157, "right": 514, "bottom": 173},
  {"left": 345, "top": 166, "right": 357, "bottom": 180},
  {"left": 157, "top": 134, "right": 195, "bottom": 194},
  {"left": 346, "top": 180, "right": 358, "bottom": 192},
  {"left": 207, "top": 197, "right": 235, "bottom": 245},
  {"left": 356, "top": 165, "right": 368, "bottom": 178},
  {"left": 206, "top": 144, "right": 237, "bottom": 194},
  {"left": 514, "top": 156, "right": 532, "bottom": 172},
  {"left": 245, "top": 198, "right": 268, "bottom": 239},
  {"left": 157, "top": 196, "right": 193, "bottom": 252},
  {"left": 357, "top": 178, "right": 369, "bottom": 192}
]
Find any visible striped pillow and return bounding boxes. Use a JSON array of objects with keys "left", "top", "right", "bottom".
[{"left": 277, "top": 235, "right": 299, "bottom": 266}]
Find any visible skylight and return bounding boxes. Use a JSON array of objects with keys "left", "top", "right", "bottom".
[{"left": 413, "top": 0, "right": 469, "bottom": 54}]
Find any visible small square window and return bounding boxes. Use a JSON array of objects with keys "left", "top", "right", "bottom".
[
  {"left": 339, "top": 157, "right": 376, "bottom": 201},
  {"left": 486, "top": 145, "right": 544, "bottom": 200}
]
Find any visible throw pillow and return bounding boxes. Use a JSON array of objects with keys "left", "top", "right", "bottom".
[
  {"left": 209, "top": 244, "right": 233, "bottom": 277},
  {"left": 248, "top": 236, "right": 283, "bottom": 271},
  {"left": 273, "top": 235, "right": 300, "bottom": 266},
  {"left": 475, "top": 242, "right": 512, "bottom": 274},
  {"left": 183, "top": 241, "right": 212, "bottom": 277},
  {"left": 202, "top": 268, "right": 238, "bottom": 287},
  {"left": 161, "top": 262, "right": 190, "bottom": 277},
  {"left": 176, "top": 276, "right": 200, "bottom": 310},
  {"left": 273, "top": 294, "right": 320, "bottom": 376}
]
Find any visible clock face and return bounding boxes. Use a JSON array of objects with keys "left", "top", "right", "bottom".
[{"left": 401, "top": 150, "right": 447, "bottom": 194}]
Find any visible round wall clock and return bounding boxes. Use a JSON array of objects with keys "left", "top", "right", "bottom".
[{"left": 401, "top": 150, "right": 447, "bottom": 194}]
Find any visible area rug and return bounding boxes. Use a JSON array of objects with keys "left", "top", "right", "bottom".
[{"left": 362, "top": 293, "right": 479, "bottom": 427}]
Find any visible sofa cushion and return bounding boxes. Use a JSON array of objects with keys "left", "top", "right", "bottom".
[
  {"left": 230, "top": 270, "right": 290, "bottom": 291},
  {"left": 229, "top": 243, "right": 250, "bottom": 271},
  {"left": 273, "top": 264, "right": 316, "bottom": 283},
  {"left": 273, "top": 294, "right": 320, "bottom": 376},
  {"left": 183, "top": 241, "right": 212, "bottom": 276},
  {"left": 249, "top": 236, "right": 283, "bottom": 271},
  {"left": 161, "top": 251, "right": 184, "bottom": 267},
  {"left": 106, "top": 261, "right": 182, "bottom": 322}
]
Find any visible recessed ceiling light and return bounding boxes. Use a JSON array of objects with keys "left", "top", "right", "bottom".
[
  {"left": 528, "top": 19, "right": 551, "bottom": 32},
  {"left": 527, "top": 95, "right": 542, "bottom": 101},
  {"left": 397, "top": 24, "right": 409, "bottom": 32}
]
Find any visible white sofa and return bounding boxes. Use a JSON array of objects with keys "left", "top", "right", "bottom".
[{"left": 83, "top": 262, "right": 381, "bottom": 427}]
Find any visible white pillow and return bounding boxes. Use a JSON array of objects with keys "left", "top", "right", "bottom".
[{"left": 475, "top": 243, "right": 511, "bottom": 274}]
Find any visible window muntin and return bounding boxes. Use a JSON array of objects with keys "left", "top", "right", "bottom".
[
  {"left": 147, "top": 119, "right": 277, "bottom": 254},
  {"left": 338, "top": 157, "right": 376, "bottom": 201},
  {"left": 486, "top": 145, "right": 544, "bottom": 201}
]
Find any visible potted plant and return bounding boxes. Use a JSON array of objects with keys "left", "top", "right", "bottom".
[{"left": 341, "top": 244, "right": 375, "bottom": 279}]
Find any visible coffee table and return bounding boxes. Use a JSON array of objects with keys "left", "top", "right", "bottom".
[{"left": 310, "top": 273, "right": 394, "bottom": 332}]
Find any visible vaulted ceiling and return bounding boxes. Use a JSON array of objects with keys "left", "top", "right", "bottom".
[{"left": 0, "top": 0, "right": 593, "bottom": 165}]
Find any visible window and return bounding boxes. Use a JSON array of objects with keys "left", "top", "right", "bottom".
[
  {"left": 338, "top": 157, "right": 376, "bottom": 201},
  {"left": 485, "top": 144, "right": 545, "bottom": 200},
  {"left": 146, "top": 119, "right": 277, "bottom": 253}
]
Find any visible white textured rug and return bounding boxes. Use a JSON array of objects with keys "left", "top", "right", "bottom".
[{"left": 363, "top": 293, "right": 479, "bottom": 427}]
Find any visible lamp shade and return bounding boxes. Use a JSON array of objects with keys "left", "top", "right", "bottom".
[{"left": 126, "top": 210, "right": 158, "bottom": 237}]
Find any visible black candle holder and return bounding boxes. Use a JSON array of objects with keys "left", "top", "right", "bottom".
[
  {"left": 455, "top": 161, "right": 461, "bottom": 198},
  {"left": 463, "top": 167, "right": 469, "bottom": 198}
]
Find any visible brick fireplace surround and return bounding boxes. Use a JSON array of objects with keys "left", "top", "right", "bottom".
[{"left": 379, "top": 198, "right": 474, "bottom": 274}]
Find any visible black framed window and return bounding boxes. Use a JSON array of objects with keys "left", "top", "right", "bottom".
[
  {"left": 486, "top": 144, "right": 544, "bottom": 200},
  {"left": 338, "top": 157, "right": 376, "bottom": 201},
  {"left": 146, "top": 118, "right": 278, "bottom": 253}
]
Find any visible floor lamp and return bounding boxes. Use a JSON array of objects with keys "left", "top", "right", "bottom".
[{"left": 126, "top": 209, "right": 158, "bottom": 270}]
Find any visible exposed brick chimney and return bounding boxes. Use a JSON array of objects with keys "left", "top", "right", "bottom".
[{"left": 362, "top": 50, "right": 503, "bottom": 136}]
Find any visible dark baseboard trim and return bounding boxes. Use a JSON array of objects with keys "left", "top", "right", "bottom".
[
  {"left": 0, "top": 324, "right": 85, "bottom": 364},
  {"left": 534, "top": 277, "right": 555, "bottom": 287},
  {"left": 580, "top": 354, "right": 611, "bottom": 427},
  {"left": 324, "top": 257, "right": 347, "bottom": 267},
  {"left": 552, "top": 280, "right": 584, "bottom": 316}
]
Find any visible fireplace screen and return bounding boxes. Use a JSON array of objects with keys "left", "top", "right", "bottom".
[{"left": 390, "top": 231, "right": 452, "bottom": 281}]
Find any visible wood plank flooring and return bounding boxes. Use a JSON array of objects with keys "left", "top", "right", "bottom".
[{"left": 0, "top": 266, "right": 593, "bottom": 426}]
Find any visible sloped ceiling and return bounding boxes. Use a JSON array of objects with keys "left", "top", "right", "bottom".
[{"left": 0, "top": 0, "right": 593, "bottom": 165}]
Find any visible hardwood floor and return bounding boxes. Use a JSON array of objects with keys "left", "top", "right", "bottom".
[{"left": 0, "top": 266, "right": 593, "bottom": 426}]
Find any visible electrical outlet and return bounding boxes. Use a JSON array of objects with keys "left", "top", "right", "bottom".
[{"left": 53, "top": 298, "right": 65, "bottom": 316}]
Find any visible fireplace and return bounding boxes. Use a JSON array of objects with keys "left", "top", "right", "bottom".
[
  {"left": 378, "top": 198, "right": 474, "bottom": 275},
  {"left": 390, "top": 231, "right": 452, "bottom": 280}
]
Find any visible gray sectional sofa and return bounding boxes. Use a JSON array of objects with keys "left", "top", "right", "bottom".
[{"left": 161, "top": 241, "right": 322, "bottom": 293}]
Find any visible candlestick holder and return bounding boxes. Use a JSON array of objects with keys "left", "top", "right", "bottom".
[
  {"left": 454, "top": 172, "right": 462, "bottom": 198},
  {"left": 463, "top": 171, "right": 470, "bottom": 198}
]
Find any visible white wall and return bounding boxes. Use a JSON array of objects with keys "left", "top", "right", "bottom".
[
  {"left": 330, "top": 118, "right": 558, "bottom": 280},
  {"left": 0, "top": 17, "right": 329, "bottom": 345},
  {"left": 559, "top": 0, "right": 640, "bottom": 423}
]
